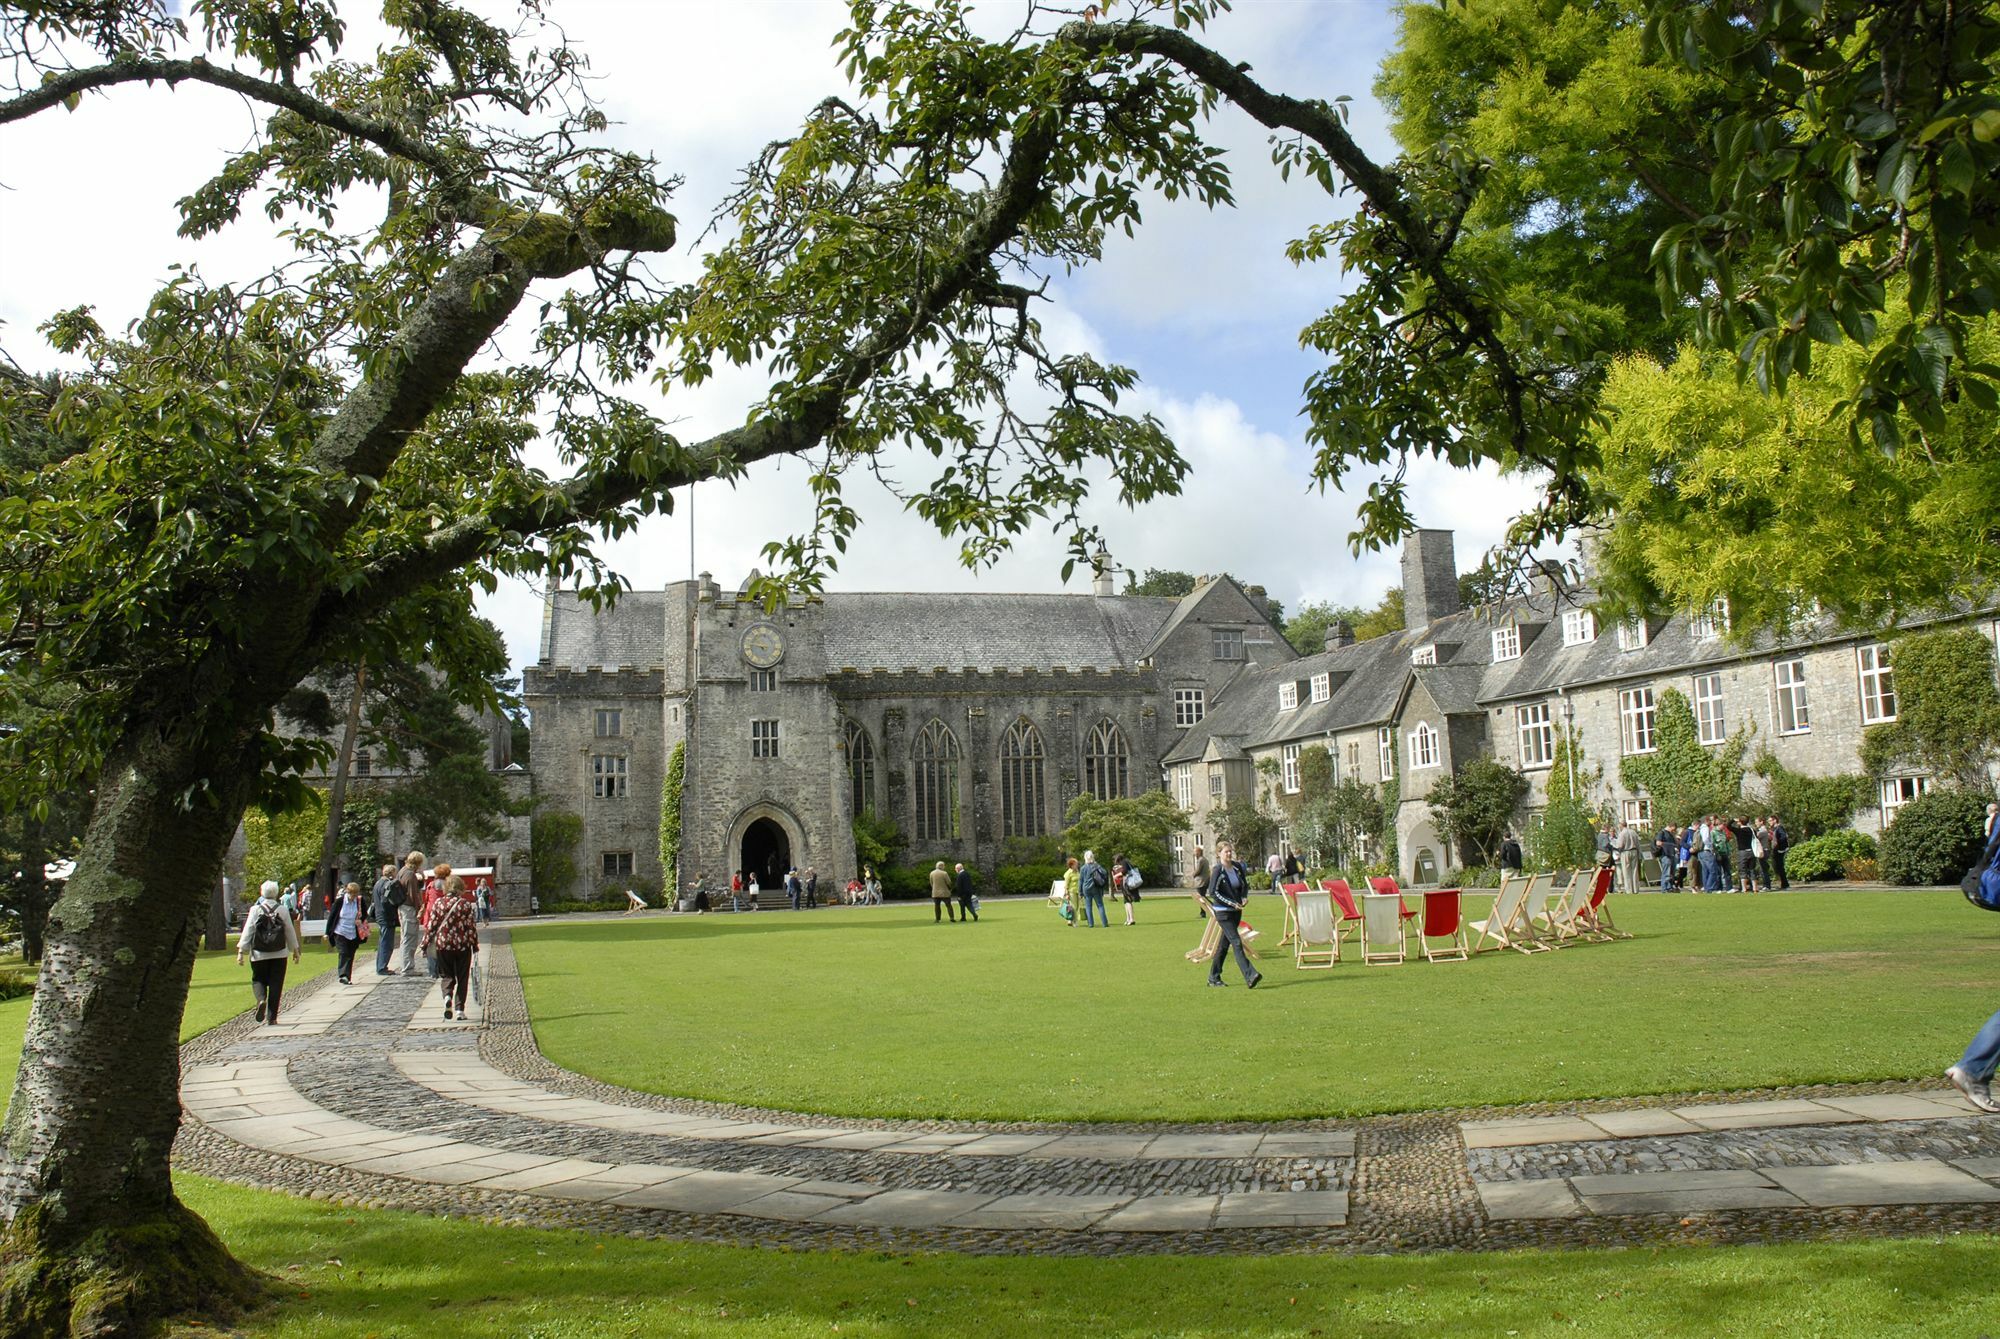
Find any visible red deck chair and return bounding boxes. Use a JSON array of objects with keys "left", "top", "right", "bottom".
[
  {"left": 1320, "top": 879, "right": 1364, "bottom": 959},
  {"left": 1366, "top": 876, "right": 1423, "bottom": 927},
  {"left": 1572, "top": 866, "right": 1630, "bottom": 941},
  {"left": 1419, "top": 888, "right": 1470, "bottom": 962},
  {"left": 1278, "top": 881, "right": 1309, "bottom": 947}
]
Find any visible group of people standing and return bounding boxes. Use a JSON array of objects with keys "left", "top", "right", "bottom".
[
  {"left": 1638, "top": 816, "right": 1791, "bottom": 893},
  {"left": 1057, "top": 852, "right": 1143, "bottom": 927},
  {"left": 928, "top": 861, "right": 981, "bottom": 922}
]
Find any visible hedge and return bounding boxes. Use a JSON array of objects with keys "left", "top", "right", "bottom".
[{"left": 1784, "top": 830, "right": 1876, "bottom": 882}]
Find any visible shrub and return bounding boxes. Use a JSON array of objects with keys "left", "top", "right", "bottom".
[
  {"left": 880, "top": 865, "right": 935, "bottom": 901},
  {"left": 1784, "top": 830, "right": 1877, "bottom": 882},
  {"left": 0, "top": 967, "right": 35, "bottom": 1002},
  {"left": 1440, "top": 865, "right": 1501, "bottom": 889},
  {"left": 595, "top": 873, "right": 662, "bottom": 903},
  {"left": 995, "top": 864, "right": 1065, "bottom": 898},
  {"left": 1842, "top": 856, "right": 1881, "bottom": 882},
  {"left": 1878, "top": 789, "right": 1992, "bottom": 886},
  {"left": 538, "top": 895, "right": 626, "bottom": 915}
]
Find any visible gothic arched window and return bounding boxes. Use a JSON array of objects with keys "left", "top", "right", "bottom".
[
  {"left": 843, "top": 719, "right": 876, "bottom": 817},
  {"left": 1084, "top": 719, "right": 1129, "bottom": 801},
  {"left": 998, "top": 718, "right": 1046, "bottom": 837},
  {"left": 912, "top": 718, "right": 960, "bottom": 841}
]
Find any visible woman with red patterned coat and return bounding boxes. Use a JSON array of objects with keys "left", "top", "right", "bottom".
[{"left": 423, "top": 874, "right": 480, "bottom": 1020}]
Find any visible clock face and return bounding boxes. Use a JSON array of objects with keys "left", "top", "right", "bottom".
[{"left": 741, "top": 622, "right": 785, "bottom": 668}]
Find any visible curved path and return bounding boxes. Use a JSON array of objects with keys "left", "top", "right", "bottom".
[{"left": 172, "top": 927, "right": 2000, "bottom": 1255}]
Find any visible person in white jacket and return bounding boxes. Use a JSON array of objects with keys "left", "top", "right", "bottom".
[{"left": 236, "top": 880, "right": 302, "bottom": 1024}]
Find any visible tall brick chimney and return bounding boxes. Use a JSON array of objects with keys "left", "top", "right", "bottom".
[{"left": 1402, "top": 528, "right": 1460, "bottom": 632}]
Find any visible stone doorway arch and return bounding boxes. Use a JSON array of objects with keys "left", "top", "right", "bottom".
[{"left": 727, "top": 802, "right": 805, "bottom": 893}]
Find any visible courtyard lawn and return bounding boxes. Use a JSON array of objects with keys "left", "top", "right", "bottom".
[
  {"left": 511, "top": 889, "right": 1996, "bottom": 1123},
  {"left": 0, "top": 946, "right": 333, "bottom": 1108},
  {"left": 174, "top": 1174, "right": 1995, "bottom": 1339}
]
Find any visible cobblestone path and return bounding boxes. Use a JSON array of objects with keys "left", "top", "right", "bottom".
[{"left": 171, "top": 928, "right": 2000, "bottom": 1255}]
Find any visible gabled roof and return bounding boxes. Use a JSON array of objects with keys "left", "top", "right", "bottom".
[
  {"left": 542, "top": 590, "right": 668, "bottom": 670},
  {"left": 819, "top": 592, "right": 1176, "bottom": 673},
  {"left": 1141, "top": 573, "right": 1295, "bottom": 663}
]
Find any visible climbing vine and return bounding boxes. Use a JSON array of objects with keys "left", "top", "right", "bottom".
[{"left": 658, "top": 741, "right": 684, "bottom": 894}]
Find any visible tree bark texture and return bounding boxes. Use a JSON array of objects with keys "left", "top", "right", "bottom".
[
  {"left": 0, "top": 729, "right": 268, "bottom": 1337},
  {"left": 15, "top": 816, "right": 51, "bottom": 964}
]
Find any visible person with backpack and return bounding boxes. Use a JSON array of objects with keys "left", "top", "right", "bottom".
[
  {"left": 370, "top": 863, "right": 401, "bottom": 977},
  {"left": 235, "top": 880, "right": 302, "bottom": 1024},
  {"left": 1078, "top": 851, "right": 1110, "bottom": 928},
  {"left": 422, "top": 874, "right": 481, "bottom": 1021},
  {"left": 1945, "top": 822, "right": 2000, "bottom": 1113},
  {"left": 1117, "top": 854, "right": 1142, "bottom": 926}
]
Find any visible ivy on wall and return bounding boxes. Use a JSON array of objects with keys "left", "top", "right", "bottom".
[{"left": 658, "top": 741, "right": 684, "bottom": 893}]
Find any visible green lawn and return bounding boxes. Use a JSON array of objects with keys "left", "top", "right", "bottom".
[
  {"left": 0, "top": 947, "right": 333, "bottom": 1108},
  {"left": 176, "top": 1174, "right": 1996, "bottom": 1338},
  {"left": 512, "top": 890, "right": 1996, "bottom": 1123}
]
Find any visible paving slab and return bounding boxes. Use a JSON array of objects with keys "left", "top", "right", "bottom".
[
  {"left": 607, "top": 1169, "right": 802, "bottom": 1213},
  {"left": 951, "top": 1192, "right": 1128, "bottom": 1230},
  {"left": 1951, "top": 1157, "right": 2000, "bottom": 1181},
  {"left": 1031, "top": 1134, "right": 1158, "bottom": 1160},
  {"left": 1579, "top": 1109, "right": 1705, "bottom": 1140},
  {"left": 1578, "top": 1186, "right": 1803, "bottom": 1216},
  {"left": 469, "top": 1157, "right": 613, "bottom": 1191},
  {"left": 1212, "top": 1190, "right": 1349, "bottom": 1227},
  {"left": 806, "top": 1130, "right": 911, "bottom": 1152},
  {"left": 1143, "top": 1134, "right": 1264, "bottom": 1160},
  {"left": 1096, "top": 1194, "right": 1219, "bottom": 1232},
  {"left": 944, "top": 1134, "right": 1062, "bottom": 1158},
  {"left": 787, "top": 1178, "right": 879, "bottom": 1199},
  {"left": 735, "top": 1190, "right": 853, "bottom": 1222},
  {"left": 1763, "top": 1159, "right": 2000, "bottom": 1207},
  {"left": 1255, "top": 1132, "right": 1356, "bottom": 1159},
  {"left": 817, "top": 1188, "right": 999, "bottom": 1229},
  {"left": 1569, "top": 1170, "right": 1776, "bottom": 1197},
  {"left": 1671, "top": 1099, "right": 1864, "bottom": 1131},
  {"left": 1815, "top": 1094, "right": 1973, "bottom": 1122},
  {"left": 1476, "top": 1180, "right": 1582, "bottom": 1221},
  {"left": 1461, "top": 1118, "right": 1607, "bottom": 1149}
]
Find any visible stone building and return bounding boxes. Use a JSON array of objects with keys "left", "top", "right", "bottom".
[
  {"left": 1168, "top": 530, "right": 2000, "bottom": 885},
  {"left": 521, "top": 558, "right": 1295, "bottom": 898}
]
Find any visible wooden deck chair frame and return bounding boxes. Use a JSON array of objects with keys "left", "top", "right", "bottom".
[
  {"left": 1366, "top": 875, "right": 1422, "bottom": 928},
  {"left": 1185, "top": 896, "right": 1222, "bottom": 962},
  {"left": 1359, "top": 892, "right": 1408, "bottom": 965},
  {"left": 1291, "top": 888, "right": 1339, "bottom": 969},
  {"left": 1574, "top": 866, "right": 1631, "bottom": 941},
  {"left": 1546, "top": 867, "right": 1607, "bottom": 943},
  {"left": 1320, "top": 879, "right": 1363, "bottom": 959},
  {"left": 1471, "top": 871, "right": 1552, "bottom": 955},
  {"left": 1521, "top": 870, "right": 1579, "bottom": 950},
  {"left": 1278, "top": 882, "right": 1309, "bottom": 947},
  {"left": 1419, "top": 888, "right": 1470, "bottom": 962}
]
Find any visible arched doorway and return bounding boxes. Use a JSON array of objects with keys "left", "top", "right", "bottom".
[{"left": 741, "top": 817, "right": 791, "bottom": 892}]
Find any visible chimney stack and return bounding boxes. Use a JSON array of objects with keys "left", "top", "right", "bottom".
[
  {"left": 1324, "top": 619, "right": 1355, "bottom": 652},
  {"left": 1245, "top": 584, "right": 1271, "bottom": 618},
  {"left": 1401, "top": 528, "right": 1460, "bottom": 632},
  {"left": 1091, "top": 542, "right": 1115, "bottom": 597}
]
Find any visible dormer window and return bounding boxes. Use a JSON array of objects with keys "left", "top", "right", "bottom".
[
  {"left": 1689, "top": 598, "right": 1730, "bottom": 640},
  {"left": 1491, "top": 625, "right": 1521, "bottom": 662},
  {"left": 1411, "top": 644, "right": 1438, "bottom": 666},
  {"left": 1561, "top": 609, "right": 1596, "bottom": 647},
  {"left": 1617, "top": 619, "right": 1649, "bottom": 652},
  {"left": 1279, "top": 682, "right": 1299, "bottom": 711},
  {"left": 1309, "top": 672, "right": 1331, "bottom": 703}
]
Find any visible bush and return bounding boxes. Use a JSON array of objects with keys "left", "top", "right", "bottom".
[
  {"left": 595, "top": 873, "right": 663, "bottom": 903},
  {"left": 538, "top": 895, "right": 626, "bottom": 915},
  {"left": 1878, "top": 789, "right": 1992, "bottom": 886},
  {"left": 1785, "top": 830, "right": 1877, "bottom": 882},
  {"left": 1440, "top": 865, "right": 1502, "bottom": 889},
  {"left": 995, "top": 864, "right": 1065, "bottom": 898},
  {"left": 0, "top": 967, "right": 35, "bottom": 1002},
  {"left": 1842, "top": 856, "right": 1881, "bottom": 882},
  {"left": 880, "top": 865, "right": 936, "bottom": 901}
]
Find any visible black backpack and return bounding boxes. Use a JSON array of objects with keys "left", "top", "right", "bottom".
[
  {"left": 249, "top": 904, "right": 288, "bottom": 953},
  {"left": 1963, "top": 825, "right": 2000, "bottom": 914}
]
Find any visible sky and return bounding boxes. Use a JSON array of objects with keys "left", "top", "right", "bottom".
[{"left": 0, "top": 0, "right": 1547, "bottom": 673}]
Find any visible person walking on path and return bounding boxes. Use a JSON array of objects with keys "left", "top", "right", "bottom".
[
  {"left": 1063, "top": 857, "right": 1082, "bottom": 928},
  {"left": 395, "top": 851, "right": 425, "bottom": 974},
  {"left": 1770, "top": 816, "right": 1792, "bottom": 889},
  {"left": 1078, "top": 850, "right": 1110, "bottom": 928},
  {"left": 236, "top": 880, "right": 302, "bottom": 1024},
  {"left": 1117, "top": 855, "right": 1141, "bottom": 925},
  {"left": 1189, "top": 845, "right": 1210, "bottom": 920},
  {"left": 1613, "top": 820, "right": 1642, "bottom": 896},
  {"left": 865, "top": 866, "right": 883, "bottom": 906},
  {"left": 326, "top": 881, "right": 368, "bottom": 985},
  {"left": 369, "top": 863, "right": 401, "bottom": 977},
  {"left": 928, "top": 861, "right": 957, "bottom": 922},
  {"left": 1947, "top": 821, "right": 2000, "bottom": 1112},
  {"left": 1205, "top": 841, "right": 1262, "bottom": 990},
  {"left": 423, "top": 874, "right": 481, "bottom": 1020},
  {"left": 1498, "top": 833, "right": 1524, "bottom": 880},
  {"left": 953, "top": 862, "right": 978, "bottom": 922}
]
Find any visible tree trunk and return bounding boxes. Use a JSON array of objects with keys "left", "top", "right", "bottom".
[
  {"left": 16, "top": 815, "right": 49, "bottom": 964},
  {"left": 0, "top": 730, "right": 269, "bottom": 1337}
]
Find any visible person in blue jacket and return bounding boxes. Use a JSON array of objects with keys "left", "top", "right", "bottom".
[{"left": 1204, "top": 841, "right": 1262, "bottom": 990}]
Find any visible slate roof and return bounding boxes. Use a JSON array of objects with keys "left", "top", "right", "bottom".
[
  {"left": 542, "top": 590, "right": 668, "bottom": 670},
  {"left": 819, "top": 593, "right": 1178, "bottom": 673}
]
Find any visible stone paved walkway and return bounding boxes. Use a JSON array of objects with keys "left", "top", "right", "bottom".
[{"left": 170, "top": 928, "right": 2000, "bottom": 1255}]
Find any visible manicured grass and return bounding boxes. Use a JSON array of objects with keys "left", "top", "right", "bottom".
[
  {"left": 175, "top": 1173, "right": 1996, "bottom": 1338},
  {"left": 511, "top": 890, "right": 1996, "bottom": 1123},
  {"left": 0, "top": 947, "right": 333, "bottom": 1108}
]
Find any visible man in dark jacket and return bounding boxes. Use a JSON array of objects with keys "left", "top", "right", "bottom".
[
  {"left": 1190, "top": 845, "right": 1210, "bottom": 919},
  {"left": 953, "top": 862, "right": 978, "bottom": 922},
  {"left": 1499, "top": 833, "right": 1524, "bottom": 878},
  {"left": 1204, "top": 841, "right": 1262, "bottom": 989},
  {"left": 1770, "top": 817, "right": 1792, "bottom": 889},
  {"left": 369, "top": 863, "right": 401, "bottom": 977}
]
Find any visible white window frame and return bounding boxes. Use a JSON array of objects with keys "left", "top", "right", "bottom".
[
  {"left": 1208, "top": 765, "right": 1224, "bottom": 797},
  {"left": 1491, "top": 624, "right": 1521, "bottom": 662},
  {"left": 1345, "top": 740, "right": 1360, "bottom": 778},
  {"left": 1516, "top": 702, "right": 1554, "bottom": 769},
  {"left": 590, "top": 753, "right": 628, "bottom": 798},
  {"left": 1173, "top": 687, "right": 1205, "bottom": 727},
  {"left": 1619, "top": 686, "right": 1658, "bottom": 755},
  {"left": 1281, "top": 742, "right": 1302, "bottom": 794},
  {"left": 1693, "top": 671, "right": 1726, "bottom": 745},
  {"left": 1310, "top": 672, "right": 1331, "bottom": 703},
  {"left": 1170, "top": 832, "right": 1186, "bottom": 877},
  {"left": 1408, "top": 721, "right": 1440, "bottom": 770},
  {"left": 1858, "top": 643, "right": 1898, "bottom": 724},
  {"left": 1411, "top": 644, "right": 1438, "bottom": 666},
  {"left": 594, "top": 707, "right": 622, "bottom": 738},
  {"left": 1561, "top": 609, "right": 1596, "bottom": 646},
  {"left": 1378, "top": 725, "right": 1395, "bottom": 778},
  {"left": 750, "top": 719, "right": 780, "bottom": 759},
  {"left": 1175, "top": 763, "right": 1193, "bottom": 809},
  {"left": 1278, "top": 681, "right": 1299, "bottom": 711},
  {"left": 1617, "top": 619, "right": 1649, "bottom": 652},
  {"left": 1621, "top": 797, "right": 1654, "bottom": 827},
  {"left": 1689, "top": 597, "right": 1730, "bottom": 641},
  {"left": 1879, "top": 774, "right": 1931, "bottom": 818},
  {"left": 1774, "top": 658, "right": 1811, "bottom": 734}
]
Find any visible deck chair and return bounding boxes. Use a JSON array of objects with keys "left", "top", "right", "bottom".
[
  {"left": 1520, "top": 870, "right": 1575, "bottom": 949},
  {"left": 1419, "top": 888, "right": 1470, "bottom": 962},
  {"left": 1291, "top": 889, "right": 1339, "bottom": 969},
  {"left": 1278, "top": 881, "right": 1309, "bottom": 946},
  {"left": 1572, "top": 866, "right": 1631, "bottom": 941},
  {"left": 1469, "top": 871, "right": 1550, "bottom": 955},
  {"left": 1320, "top": 879, "right": 1364, "bottom": 958},
  {"left": 1366, "top": 876, "right": 1423, "bottom": 929},
  {"left": 1360, "top": 892, "right": 1408, "bottom": 965},
  {"left": 1542, "top": 868, "right": 1604, "bottom": 943},
  {"left": 1185, "top": 895, "right": 1221, "bottom": 962}
]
